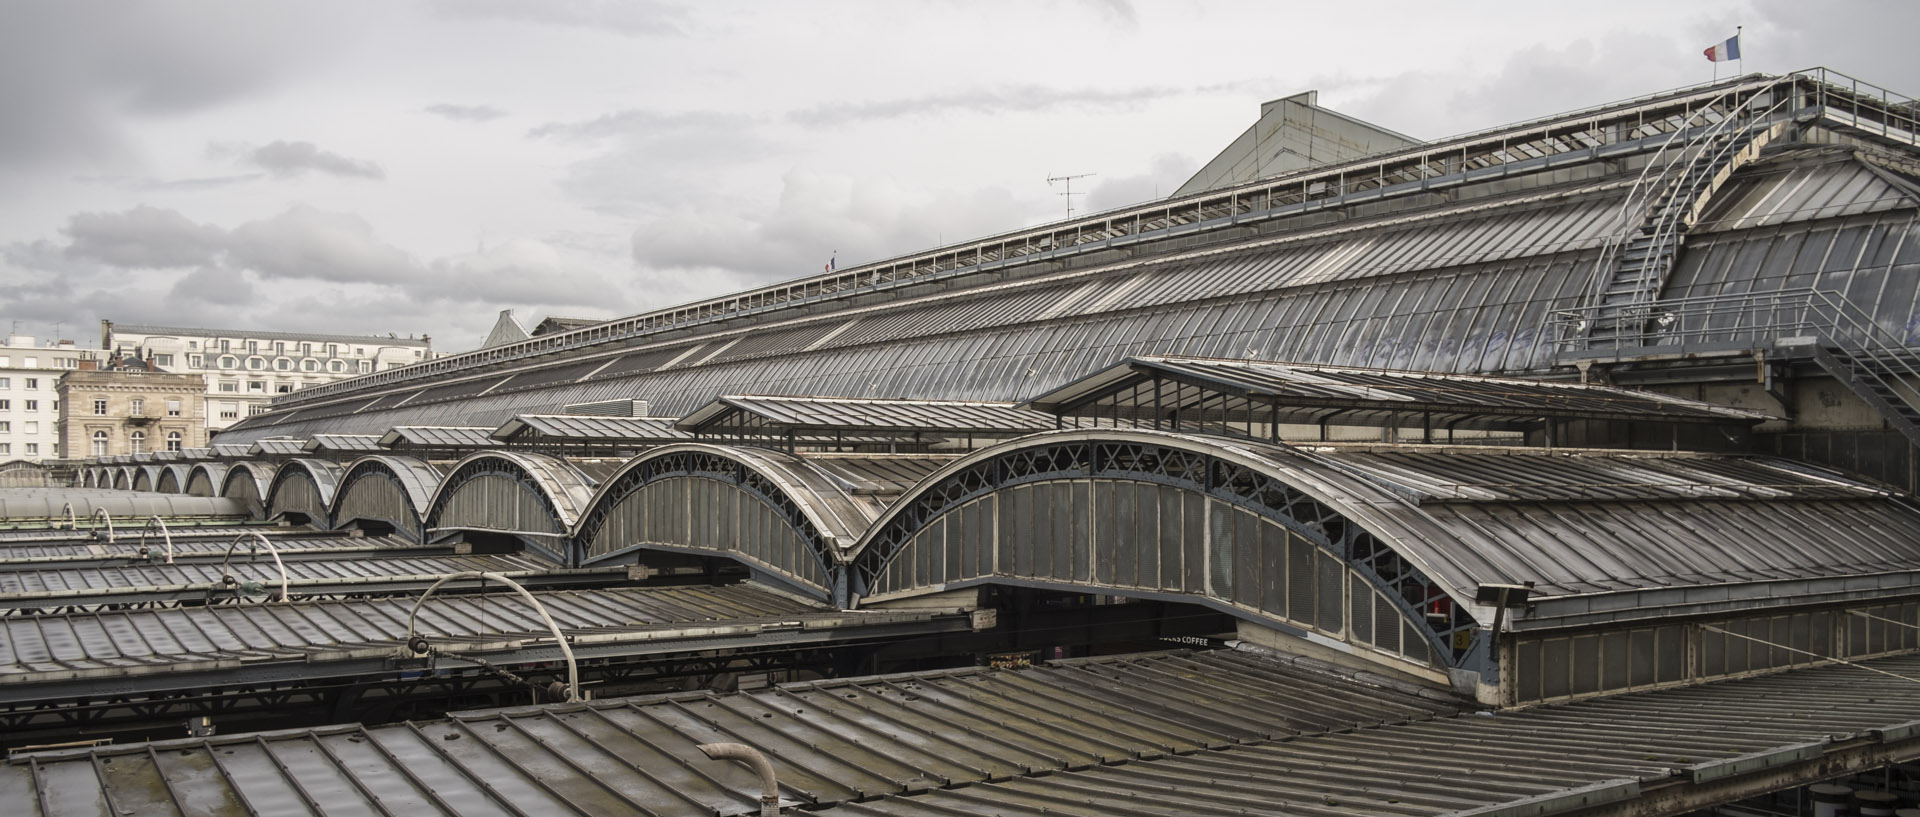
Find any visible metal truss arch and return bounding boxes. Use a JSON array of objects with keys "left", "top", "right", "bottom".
[
  {"left": 572, "top": 443, "right": 868, "bottom": 601},
  {"left": 155, "top": 465, "right": 191, "bottom": 494},
  {"left": 217, "top": 462, "right": 275, "bottom": 519},
  {"left": 423, "top": 451, "right": 595, "bottom": 557},
  {"left": 328, "top": 455, "right": 442, "bottom": 543},
  {"left": 132, "top": 466, "right": 162, "bottom": 492},
  {"left": 847, "top": 429, "right": 1481, "bottom": 671},
  {"left": 264, "top": 458, "right": 345, "bottom": 526},
  {"left": 183, "top": 463, "right": 231, "bottom": 498}
]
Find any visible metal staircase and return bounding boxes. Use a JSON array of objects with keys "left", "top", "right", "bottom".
[
  {"left": 1581, "top": 93, "right": 1792, "bottom": 347},
  {"left": 1805, "top": 294, "right": 1920, "bottom": 449}
]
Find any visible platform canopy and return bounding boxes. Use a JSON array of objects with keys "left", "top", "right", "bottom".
[
  {"left": 491, "top": 414, "right": 695, "bottom": 446},
  {"left": 679, "top": 394, "right": 1062, "bottom": 438},
  {"left": 1023, "top": 355, "right": 1773, "bottom": 434}
]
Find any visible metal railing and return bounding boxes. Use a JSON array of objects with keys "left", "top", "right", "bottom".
[
  {"left": 1583, "top": 86, "right": 1795, "bottom": 314},
  {"left": 1550, "top": 287, "right": 1920, "bottom": 410}
]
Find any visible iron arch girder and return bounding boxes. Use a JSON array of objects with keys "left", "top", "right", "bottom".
[
  {"left": 265, "top": 459, "right": 344, "bottom": 526},
  {"left": 573, "top": 444, "right": 845, "bottom": 599},
  {"left": 422, "top": 453, "right": 579, "bottom": 538},
  {"left": 329, "top": 456, "right": 440, "bottom": 542},
  {"left": 846, "top": 429, "right": 1479, "bottom": 668},
  {"left": 184, "top": 463, "right": 231, "bottom": 497}
]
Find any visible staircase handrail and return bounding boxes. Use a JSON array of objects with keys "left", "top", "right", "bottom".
[
  {"left": 1584, "top": 84, "right": 1786, "bottom": 311},
  {"left": 1625, "top": 92, "right": 1798, "bottom": 312}
]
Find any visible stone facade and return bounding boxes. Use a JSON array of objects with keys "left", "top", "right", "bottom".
[
  {"left": 0, "top": 334, "right": 88, "bottom": 462},
  {"left": 57, "top": 368, "right": 208, "bottom": 459},
  {"left": 102, "top": 321, "right": 436, "bottom": 432}
]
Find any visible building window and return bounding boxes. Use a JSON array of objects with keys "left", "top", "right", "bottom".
[
  {"left": 22, "top": 421, "right": 35, "bottom": 434},
  {"left": 273, "top": 342, "right": 284, "bottom": 355},
  {"left": 49, "top": 400, "right": 56, "bottom": 413},
  {"left": 0, "top": 378, "right": 9, "bottom": 389},
  {"left": 167, "top": 398, "right": 181, "bottom": 416},
  {"left": 129, "top": 431, "right": 145, "bottom": 453},
  {"left": 24, "top": 400, "right": 37, "bottom": 411},
  {"left": 218, "top": 381, "right": 237, "bottom": 392},
  {"left": 302, "top": 359, "right": 317, "bottom": 372},
  {"left": 0, "top": 400, "right": 10, "bottom": 410},
  {"left": 247, "top": 341, "right": 258, "bottom": 353},
  {"left": 153, "top": 353, "right": 173, "bottom": 367},
  {"left": 276, "top": 384, "right": 294, "bottom": 393},
  {"left": 130, "top": 398, "right": 144, "bottom": 415},
  {"left": 91, "top": 431, "right": 108, "bottom": 457},
  {"left": 301, "top": 343, "right": 311, "bottom": 355},
  {"left": 358, "top": 360, "right": 372, "bottom": 373},
  {"left": 0, "top": 422, "right": 9, "bottom": 433},
  {"left": 93, "top": 398, "right": 107, "bottom": 415},
  {"left": 219, "top": 356, "right": 236, "bottom": 369},
  {"left": 275, "top": 358, "right": 290, "bottom": 371},
  {"left": 218, "top": 403, "right": 238, "bottom": 420},
  {"left": 0, "top": 444, "right": 10, "bottom": 455},
  {"left": 248, "top": 404, "right": 268, "bottom": 416},
  {"left": 247, "top": 357, "right": 264, "bottom": 370},
  {"left": 188, "top": 354, "right": 203, "bottom": 368},
  {"left": 247, "top": 381, "right": 265, "bottom": 392},
  {"left": 329, "top": 360, "right": 344, "bottom": 373},
  {"left": 219, "top": 340, "right": 229, "bottom": 352},
  {"left": 188, "top": 341, "right": 198, "bottom": 350},
  {"left": 166, "top": 431, "right": 182, "bottom": 452},
  {"left": 23, "top": 443, "right": 35, "bottom": 456},
  {"left": 24, "top": 378, "right": 36, "bottom": 389},
  {"left": 23, "top": 357, "right": 35, "bottom": 369},
  {"left": 327, "top": 344, "right": 338, "bottom": 357}
]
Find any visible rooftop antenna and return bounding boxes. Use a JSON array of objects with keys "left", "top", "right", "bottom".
[{"left": 1048, "top": 172, "right": 1096, "bottom": 220}]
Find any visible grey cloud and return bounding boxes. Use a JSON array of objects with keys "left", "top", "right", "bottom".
[
  {"left": 431, "top": 0, "right": 687, "bottom": 36},
  {"left": 73, "top": 173, "right": 265, "bottom": 191},
  {"left": 0, "top": 2, "right": 368, "bottom": 172},
  {"left": 424, "top": 103, "right": 509, "bottom": 122},
  {"left": 167, "top": 265, "right": 254, "bottom": 306},
  {"left": 786, "top": 84, "right": 1203, "bottom": 127},
  {"left": 528, "top": 109, "right": 752, "bottom": 142},
  {"left": 61, "top": 205, "right": 227, "bottom": 269},
  {"left": 1082, "top": 153, "right": 1199, "bottom": 213},
  {"left": 226, "top": 206, "right": 415, "bottom": 283},
  {"left": 631, "top": 170, "right": 1035, "bottom": 294},
  {"left": 1082, "top": 0, "right": 1138, "bottom": 28},
  {"left": 240, "top": 140, "right": 386, "bottom": 180}
]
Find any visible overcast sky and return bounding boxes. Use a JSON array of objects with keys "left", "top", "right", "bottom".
[{"left": 1, "top": 0, "right": 1914, "bottom": 353}]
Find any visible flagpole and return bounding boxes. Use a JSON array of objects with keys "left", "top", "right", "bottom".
[{"left": 1736, "top": 25, "right": 1743, "bottom": 75}]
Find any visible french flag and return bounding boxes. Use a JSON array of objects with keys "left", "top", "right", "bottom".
[{"left": 1703, "top": 34, "right": 1741, "bottom": 62}]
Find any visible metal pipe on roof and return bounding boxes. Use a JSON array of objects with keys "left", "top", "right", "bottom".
[
  {"left": 697, "top": 742, "right": 782, "bottom": 816},
  {"left": 138, "top": 515, "right": 173, "bottom": 564},
  {"left": 402, "top": 570, "right": 581, "bottom": 702},
  {"left": 216, "top": 532, "right": 289, "bottom": 603}
]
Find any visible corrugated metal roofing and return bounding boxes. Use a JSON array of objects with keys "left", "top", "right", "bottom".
[
  {"left": 209, "top": 443, "right": 251, "bottom": 458},
  {"left": 0, "top": 489, "right": 246, "bottom": 521},
  {"left": 0, "top": 583, "right": 829, "bottom": 683},
  {"left": 1025, "top": 355, "right": 1771, "bottom": 426},
  {"left": 817, "top": 653, "right": 1920, "bottom": 817},
  {"left": 0, "top": 553, "right": 607, "bottom": 607},
  {"left": 0, "top": 648, "right": 1465, "bottom": 816},
  {"left": 379, "top": 426, "right": 500, "bottom": 449},
  {"left": 492, "top": 414, "right": 695, "bottom": 443},
  {"left": 0, "top": 533, "right": 437, "bottom": 565},
  {"left": 1268, "top": 443, "right": 1920, "bottom": 613},
  {"left": 680, "top": 395, "right": 1061, "bottom": 435},
  {"left": 303, "top": 434, "right": 383, "bottom": 453},
  {"left": 249, "top": 438, "right": 308, "bottom": 456}
]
